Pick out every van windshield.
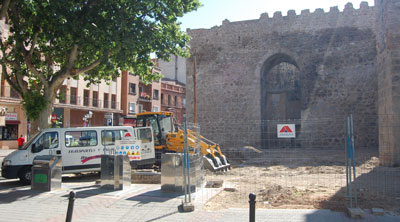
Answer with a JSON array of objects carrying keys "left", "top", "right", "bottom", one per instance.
[{"left": 20, "top": 131, "right": 41, "bottom": 150}]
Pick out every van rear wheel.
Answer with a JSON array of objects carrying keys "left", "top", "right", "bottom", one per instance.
[{"left": 18, "top": 166, "right": 32, "bottom": 185}]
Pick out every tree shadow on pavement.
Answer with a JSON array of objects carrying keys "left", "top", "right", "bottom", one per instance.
[
  {"left": 61, "top": 184, "right": 117, "bottom": 199},
  {"left": 0, "top": 188, "right": 42, "bottom": 203},
  {"left": 0, "top": 179, "right": 25, "bottom": 191}
]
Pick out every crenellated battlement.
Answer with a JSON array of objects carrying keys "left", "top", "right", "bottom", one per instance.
[
  {"left": 188, "top": 1, "right": 376, "bottom": 39},
  {"left": 258, "top": 2, "right": 374, "bottom": 21},
  {"left": 198, "top": 2, "right": 375, "bottom": 31}
]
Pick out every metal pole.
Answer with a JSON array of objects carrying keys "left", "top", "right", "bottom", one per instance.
[
  {"left": 346, "top": 116, "right": 353, "bottom": 208},
  {"left": 350, "top": 114, "right": 358, "bottom": 207},
  {"left": 193, "top": 53, "right": 197, "bottom": 124},
  {"left": 186, "top": 125, "right": 192, "bottom": 202},
  {"left": 345, "top": 118, "right": 349, "bottom": 196},
  {"left": 249, "top": 193, "right": 256, "bottom": 222},
  {"left": 183, "top": 118, "right": 188, "bottom": 203},
  {"left": 65, "top": 191, "right": 76, "bottom": 222}
]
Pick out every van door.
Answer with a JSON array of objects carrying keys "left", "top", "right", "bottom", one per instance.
[
  {"left": 135, "top": 127, "right": 155, "bottom": 161},
  {"left": 31, "top": 131, "right": 60, "bottom": 156},
  {"left": 63, "top": 130, "right": 99, "bottom": 173}
]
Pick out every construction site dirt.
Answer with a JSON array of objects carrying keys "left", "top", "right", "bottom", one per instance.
[{"left": 202, "top": 148, "right": 400, "bottom": 215}]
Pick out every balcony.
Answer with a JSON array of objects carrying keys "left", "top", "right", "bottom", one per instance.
[
  {"left": 138, "top": 92, "right": 152, "bottom": 103},
  {"left": 0, "top": 85, "right": 21, "bottom": 100},
  {"left": 56, "top": 95, "right": 120, "bottom": 110}
]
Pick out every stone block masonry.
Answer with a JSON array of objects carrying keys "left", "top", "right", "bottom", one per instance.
[{"left": 186, "top": 1, "right": 400, "bottom": 166}]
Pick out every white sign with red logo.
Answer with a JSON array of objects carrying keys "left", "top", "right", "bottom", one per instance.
[
  {"left": 123, "top": 132, "right": 134, "bottom": 140},
  {"left": 277, "top": 124, "right": 296, "bottom": 138},
  {"left": 5, "top": 113, "right": 17, "bottom": 120}
]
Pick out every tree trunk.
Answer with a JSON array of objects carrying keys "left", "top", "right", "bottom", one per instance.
[
  {"left": 38, "top": 98, "right": 54, "bottom": 130},
  {"left": 38, "top": 89, "right": 54, "bottom": 130}
]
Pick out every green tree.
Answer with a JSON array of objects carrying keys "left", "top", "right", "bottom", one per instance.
[{"left": 0, "top": 0, "right": 200, "bottom": 131}]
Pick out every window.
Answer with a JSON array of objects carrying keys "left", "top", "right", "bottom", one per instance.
[
  {"left": 70, "top": 87, "right": 77, "bottom": 105},
  {"left": 161, "top": 93, "right": 164, "bottom": 105},
  {"left": 153, "top": 106, "right": 159, "bottom": 112},
  {"left": 136, "top": 127, "right": 152, "bottom": 143},
  {"left": 34, "top": 132, "right": 59, "bottom": 150},
  {"left": 153, "top": 89, "right": 159, "bottom": 100},
  {"left": 168, "top": 95, "right": 171, "bottom": 106},
  {"left": 58, "top": 86, "right": 67, "bottom": 104},
  {"left": 84, "top": 90, "right": 90, "bottom": 106},
  {"left": 111, "top": 94, "right": 116, "bottom": 109},
  {"left": 101, "top": 129, "right": 128, "bottom": 145},
  {"left": 136, "top": 115, "right": 160, "bottom": 145},
  {"left": 104, "top": 93, "right": 109, "bottom": 108},
  {"left": 174, "top": 96, "right": 177, "bottom": 107},
  {"left": 138, "top": 104, "right": 143, "bottom": 113},
  {"left": 129, "top": 83, "right": 136, "bottom": 94},
  {"left": 66, "top": 131, "right": 97, "bottom": 147},
  {"left": 10, "top": 87, "right": 19, "bottom": 98},
  {"left": 92, "top": 91, "right": 98, "bottom": 107},
  {"left": 129, "top": 102, "right": 136, "bottom": 114},
  {"left": 0, "top": 125, "right": 18, "bottom": 140},
  {"left": 139, "top": 86, "right": 143, "bottom": 95}
]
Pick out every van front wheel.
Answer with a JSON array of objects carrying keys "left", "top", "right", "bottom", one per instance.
[{"left": 18, "top": 166, "right": 32, "bottom": 185}]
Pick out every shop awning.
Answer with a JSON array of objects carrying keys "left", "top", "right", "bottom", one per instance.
[{"left": 6, "top": 120, "right": 20, "bottom": 125}]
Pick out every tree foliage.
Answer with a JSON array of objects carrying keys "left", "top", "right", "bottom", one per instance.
[{"left": 0, "top": 0, "right": 200, "bottom": 128}]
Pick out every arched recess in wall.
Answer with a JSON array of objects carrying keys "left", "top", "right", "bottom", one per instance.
[{"left": 260, "top": 53, "right": 301, "bottom": 148}]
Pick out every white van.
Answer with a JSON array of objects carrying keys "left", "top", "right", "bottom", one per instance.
[{"left": 1, "top": 126, "right": 155, "bottom": 184}]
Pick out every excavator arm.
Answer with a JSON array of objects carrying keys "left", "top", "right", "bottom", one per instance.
[{"left": 166, "top": 129, "right": 230, "bottom": 171}]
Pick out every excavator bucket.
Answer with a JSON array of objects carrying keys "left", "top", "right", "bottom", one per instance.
[
  {"left": 203, "top": 154, "right": 230, "bottom": 171},
  {"left": 202, "top": 145, "right": 231, "bottom": 172},
  {"left": 185, "top": 130, "right": 230, "bottom": 171}
]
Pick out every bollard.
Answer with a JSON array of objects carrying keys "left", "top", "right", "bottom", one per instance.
[
  {"left": 66, "top": 191, "right": 76, "bottom": 222},
  {"left": 249, "top": 193, "right": 256, "bottom": 222}
]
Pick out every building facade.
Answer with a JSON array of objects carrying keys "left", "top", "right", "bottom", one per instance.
[
  {"left": 158, "top": 55, "right": 187, "bottom": 84},
  {"left": 53, "top": 76, "right": 122, "bottom": 128},
  {"left": 160, "top": 80, "right": 185, "bottom": 124},
  {"left": 120, "top": 69, "right": 162, "bottom": 125}
]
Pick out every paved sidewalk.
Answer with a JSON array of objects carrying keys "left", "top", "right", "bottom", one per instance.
[{"left": 0, "top": 178, "right": 399, "bottom": 222}]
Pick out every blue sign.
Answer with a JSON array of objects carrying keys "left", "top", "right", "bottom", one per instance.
[{"left": 136, "top": 146, "right": 139, "bottom": 150}]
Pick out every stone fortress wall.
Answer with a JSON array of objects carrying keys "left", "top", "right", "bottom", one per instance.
[{"left": 185, "top": 1, "right": 400, "bottom": 166}]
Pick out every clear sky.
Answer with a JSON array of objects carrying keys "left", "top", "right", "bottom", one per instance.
[{"left": 178, "top": 0, "right": 375, "bottom": 31}]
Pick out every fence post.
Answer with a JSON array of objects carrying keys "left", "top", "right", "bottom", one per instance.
[
  {"left": 249, "top": 193, "right": 256, "bottom": 222},
  {"left": 66, "top": 191, "right": 76, "bottom": 222}
]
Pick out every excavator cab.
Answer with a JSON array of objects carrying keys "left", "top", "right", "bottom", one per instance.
[
  {"left": 129, "top": 112, "right": 230, "bottom": 171},
  {"left": 134, "top": 112, "right": 174, "bottom": 146}
]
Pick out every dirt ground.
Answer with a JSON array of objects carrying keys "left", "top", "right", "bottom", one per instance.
[{"left": 202, "top": 148, "right": 400, "bottom": 214}]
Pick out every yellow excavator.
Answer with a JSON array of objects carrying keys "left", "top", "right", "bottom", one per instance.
[{"left": 126, "top": 111, "right": 230, "bottom": 171}]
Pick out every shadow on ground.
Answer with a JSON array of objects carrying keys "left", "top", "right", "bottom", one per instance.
[
  {"left": 318, "top": 166, "right": 400, "bottom": 214},
  {"left": 0, "top": 188, "right": 42, "bottom": 203},
  {"left": 126, "top": 189, "right": 182, "bottom": 204}
]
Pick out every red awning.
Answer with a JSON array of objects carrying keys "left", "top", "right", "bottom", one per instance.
[{"left": 6, "top": 120, "right": 20, "bottom": 125}]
